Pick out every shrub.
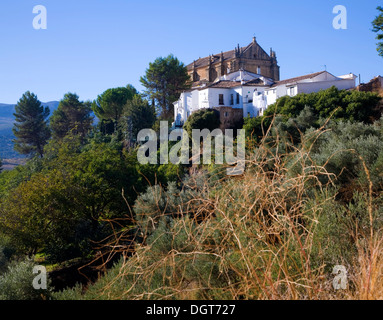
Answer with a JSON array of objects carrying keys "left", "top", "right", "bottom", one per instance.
[
  {"left": 184, "top": 109, "right": 220, "bottom": 137},
  {"left": 0, "top": 258, "right": 52, "bottom": 300}
]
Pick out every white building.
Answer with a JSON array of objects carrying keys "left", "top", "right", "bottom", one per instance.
[
  {"left": 260, "top": 71, "right": 357, "bottom": 115},
  {"left": 173, "top": 70, "right": 357, "bottom": 128}
]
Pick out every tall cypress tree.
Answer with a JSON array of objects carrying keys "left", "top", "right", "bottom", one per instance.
[{"left": 13, "top": 91, "right": 51, "bottom": 158}]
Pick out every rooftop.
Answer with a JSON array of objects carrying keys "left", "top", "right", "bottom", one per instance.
[{"left": 270, "top": 71, "right": 327, "bottom": 87}]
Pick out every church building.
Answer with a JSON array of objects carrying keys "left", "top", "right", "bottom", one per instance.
[
  {"left": 187, "top": 37, "right": 280, "bottom": 87},
  {"left": 173, "top": 38, "right": 357, "bottom": 129}
]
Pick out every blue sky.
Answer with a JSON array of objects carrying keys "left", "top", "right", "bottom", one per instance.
[{"left": 0, "top": 0, "right": 382, "bottom": 104}]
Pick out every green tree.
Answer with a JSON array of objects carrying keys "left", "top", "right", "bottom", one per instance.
[
  {"left": 12, "top": 91, "right": 50, "bottom": 158},
  {"left": 120, "top": 95, "right": 156, "bottom": 143},
  {"left": 92, "top": 85, "right": 137, "bottom": 132},
  {"left": 184, "top": 108, "right": 220, "bottom": 137},
  {"left": 50, "top": 93, "right": 94, "bottom": 140},
  {"left": 372, "top": 6, "right": 383, "bottom": 57},
  {"left": 0, "top": 142, "right": 138, "bottom": 261},
  {"left": 140, "top": 55, "right": 191, "bottom": 120},
  {"left": 247, "top": 87, "right": 381, "bottom": 139}
]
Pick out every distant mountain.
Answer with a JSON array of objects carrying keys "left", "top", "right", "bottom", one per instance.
[{"left": 0, "top": 101, "right": 59, "bottom": 160}]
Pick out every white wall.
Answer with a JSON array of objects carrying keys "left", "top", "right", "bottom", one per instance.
[
  {"left": 173, "top": 71, "right": 357, "bottom": 126},
  {"left": 263, "top": 77, "right": 356, "bottom": 110},
  {"left": 297, "top": 79, "right": 356, "bottom": 94}
]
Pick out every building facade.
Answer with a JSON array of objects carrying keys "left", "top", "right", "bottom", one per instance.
[
  {"left": 187, "top": 37, "right": 280, "bottom": 86},
  {"left": 173, "top": 38, "right": 357, "bottom": 129}
]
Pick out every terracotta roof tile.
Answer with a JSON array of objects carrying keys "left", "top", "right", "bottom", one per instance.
[
  {"left": 205, "top": 81, "right": 241, "bottom": 89},
  {"left": 186, "top": 45, "right": 249, "bottom": 71}
]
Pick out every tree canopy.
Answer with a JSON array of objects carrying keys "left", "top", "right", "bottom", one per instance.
[
  {"left": 120, "top": 94, "right": 156, "bottom": 143},
  {"left": 140, "top": 55, "right": 191, "bottom": 120},
  {"left": 12, "top": 91, "right": 50, "bottom": 158},
  {"left": 50, "top": 93, "right": 94, "bottom": 140},
  {"left": 184, "top": 108, "right": 220, "bottom": 137},
  {"left": 243, "top": 87, "right": 382, "bottom": 142},
  {"left": 372, "top": 6, "right": 383, "bottom": 57},
  {"left": 92, "top": 85, "right": 138, "bottom": 131}
]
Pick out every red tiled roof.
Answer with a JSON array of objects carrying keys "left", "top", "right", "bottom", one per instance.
[
  {"left": 197, "top": 78, "right": 267, "bottom": 90},
  {"left": 205, "top": 81, "right": 241, "bottom": 89},
  {"left": 186, "top": 43, "right": 253, "bottom": 71}
]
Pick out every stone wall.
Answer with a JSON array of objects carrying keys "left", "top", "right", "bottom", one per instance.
[
  {"left": 213, "top": 107, "right": 244, "bottom": 131},
  {"left": 357, "top": 76, "right": 383, "bottom": 96}
]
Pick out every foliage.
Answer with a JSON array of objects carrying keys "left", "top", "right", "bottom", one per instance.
[
  {"left": 140, "top": 55, "right": 191, "bottom": 120},
  {"left": 92, "top": 85, "right": 137, "bottom": 131},
  {"left": 52, "top": 117, "right": 383, "bottom": 301},
  {"left": 267, "top": 87, "right": 380, "bottom": 122},
  {"left": 4, "top": 81, "right": 383, "bottom": 300},
  {"left": 184, "top": 108, "right": 220, "bottom": 137},
  {"left": 306, "top": 119, "right": 383, "bottom": 200},
  {"left": 0, "top": 141, "right": 132, "bottom": 261},
  {"left": 243, "top": 87, "right": 381, "bottom": 143},
  {"left": 0, "top": 258, "right": 52, "bottom": 300},
  {"left": 50, "top": 93, "right": 94, "bottom": 140},
  {"left": 0, "top": 134, "right": 187, "bottom": 263},
  {"left": 0, "top": 234, "right": 16, "bottom": 274},
  {"left": 120, "top": 94, "right": 156, "bottom": 143},
  {"left": 12, "top": 91, "right": 51, "bottom": 158},
  {"left": 372, "top": 6, "right": 383, "bottom": 57}
]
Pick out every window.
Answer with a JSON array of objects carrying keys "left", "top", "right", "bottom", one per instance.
[
  {"left": 224, "top": 112, "right": 229, "bottom": 117},
  {"left": 230, "top": 94, "right": 234, "bottom": 105},
  {"left": 257, "top": 66, "right": 261, "bottom": 74},
  {"left": 236, "top": 93, "right": 240, "bottom": 104},
  {"left": 219, "top": 94, "right": 224, "bottom": 105}
]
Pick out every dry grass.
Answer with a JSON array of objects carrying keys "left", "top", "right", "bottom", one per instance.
[{"left": 74, "top": 124, "right": 382, "bottom": 301}]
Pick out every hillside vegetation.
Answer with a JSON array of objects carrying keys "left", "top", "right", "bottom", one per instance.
[{"left": 0, "top": 83, "right": 382, "bottom": 300}]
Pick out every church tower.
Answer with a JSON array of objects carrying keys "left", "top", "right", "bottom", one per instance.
[{"left": 187, "top": 37, "right": 280, "bottom": 84}]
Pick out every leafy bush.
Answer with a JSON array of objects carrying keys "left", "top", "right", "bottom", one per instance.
[
  {"left": 184, "top": 109, "right": 220, "bottom": 137},
  {"left": 0, "top": 258, "right": 52, "bottom": 300},
  {"left": 244, "top": 87, "right": 382, "bottom": 141}
]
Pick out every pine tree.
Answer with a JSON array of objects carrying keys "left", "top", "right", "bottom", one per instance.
[
  {"left": 120, "top": 95, "right": 156, "bottom": 143},
  {"left": 50, "top": 93, "right": 94, "bottom": 140},
  {"left": 92, "top": 85, "right": 137, "bottom": 133},
  {"left": 12, "top": 91, "right": 51, "bottom": 158},
  {"left": 140, "top": 55, "right": 191, "bottom": 120},
  {"left": 372, "top": 6, "right": 383, "bottom": 57}
]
